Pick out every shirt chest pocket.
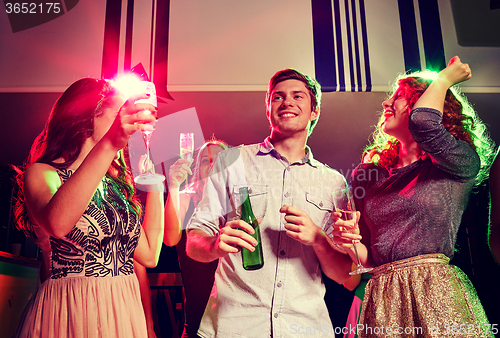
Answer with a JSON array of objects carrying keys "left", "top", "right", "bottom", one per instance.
[
  {"left": 232, "top": 184, "right": 268, "bottom": 219},
  {"left": 304, "top": 192, "right": 334, "bottom": 229}
]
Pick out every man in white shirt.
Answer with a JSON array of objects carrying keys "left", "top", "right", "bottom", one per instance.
[{"left": 187, "top": 69, "right": 352, "bottom": 338}]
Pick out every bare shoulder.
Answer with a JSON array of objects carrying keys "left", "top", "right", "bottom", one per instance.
[
  {"left": 23, "top": 163, "right": 63, "bottom": 227},
  {"left": 24, "top": 163, "right": 62, "bottom": 195}
]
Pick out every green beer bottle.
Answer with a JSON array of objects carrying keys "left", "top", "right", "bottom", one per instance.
[{"left": 239, "top": 187, "right": 264, "bottom": 270}]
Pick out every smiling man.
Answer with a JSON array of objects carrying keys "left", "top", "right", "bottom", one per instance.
[{"left": 186, "top": 69, "right": 352, "bottom": 338}]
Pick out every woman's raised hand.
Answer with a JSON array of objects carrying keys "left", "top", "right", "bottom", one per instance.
[
  {"left": 438, "top": 55, "right": 471, "bottom": 88},
  {"left": 168, "top": 158, "right": 193, "bottom": 189},
  {"left": 105, "top": 93, "right": 157, "bottom": 151}
]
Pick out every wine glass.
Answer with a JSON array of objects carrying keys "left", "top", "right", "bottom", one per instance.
[
  {"left": 133, "top": 81, "right": 165, "bottom": 185},
  {"left": 180, "top": 133, "right": 194, "bottom": 161},
  {"left": 134, "top": 115, "right": 166, "bottom": 185},
  {"left": 333, "top": 186, "right": 373, "bottom": 275}
]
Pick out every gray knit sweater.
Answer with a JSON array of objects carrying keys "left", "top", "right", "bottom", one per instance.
[{"left": 352, "top": 107, "right": 480, "bottom": 266}]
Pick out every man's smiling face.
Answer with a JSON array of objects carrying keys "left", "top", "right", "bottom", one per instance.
[{"left": 267, "top": 79, "right": 319, "bottom": 137}]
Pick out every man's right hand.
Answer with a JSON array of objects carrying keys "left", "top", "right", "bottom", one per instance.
[
  {"left": 186, "top": 220, "right": 260, "bottom": 263},
  {"left": 214, "top": 219, "right": 259, "bottom": 257}
]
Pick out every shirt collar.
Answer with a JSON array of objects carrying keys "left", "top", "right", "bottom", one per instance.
[{"left": 258, "top": 137, "right": 319, "bottom": 168}]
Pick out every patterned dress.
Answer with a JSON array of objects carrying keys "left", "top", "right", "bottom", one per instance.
[{"left": 14, "top": 169, "right": 148, "bottom": 338}]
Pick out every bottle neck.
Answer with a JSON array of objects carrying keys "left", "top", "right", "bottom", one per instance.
[{"left": 239, "top": 188, "right": 254, "bottom": 219}]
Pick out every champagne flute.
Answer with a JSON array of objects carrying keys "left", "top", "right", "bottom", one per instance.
[
  {"left": 333, "top": 187, "right": 373, "bottom": 275},
  {"left": 134, "top": 116, "right": 165, "bottom": 185},
  {"left": 133, "top": 81, "right": 165, "bottom": 185},
  {"left": 180, "top": 133, "right": 194, "bottom": 161}
]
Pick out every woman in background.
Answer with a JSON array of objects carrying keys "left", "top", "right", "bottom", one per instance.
[
  {"left": 13, "top": 78, "right": 164, "bottom": 337},
  {"left": 165, "top": 138, "right": 228, "bottom": 337},
  {"left": 333, "top": 57, "right": 495, "bottom": 337}
]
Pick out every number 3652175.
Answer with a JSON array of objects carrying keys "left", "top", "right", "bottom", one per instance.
[{"left": 5, "top": 3, "right": 61, "bottom": 14}]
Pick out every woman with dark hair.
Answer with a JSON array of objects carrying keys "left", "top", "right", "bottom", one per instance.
[
  {"left": 333, "top": 57, "right": 495, "bottom": 337},
  {"left": 13, "top": 78, "right": 164, "bottom": 337},
  {"left": 164, "top": 138, "right": 228, "bottom": 337}
]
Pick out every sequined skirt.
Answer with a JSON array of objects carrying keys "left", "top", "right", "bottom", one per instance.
[{"left": 358, "top": 254, "right": 493, "bottom": 337}]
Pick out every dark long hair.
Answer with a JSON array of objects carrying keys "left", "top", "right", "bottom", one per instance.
[
  {"left": 13, "top": 78, "right": 142, "bottom": 236},
  {"left": 364, "top": 71, "right": 496, "bottom": 185}
]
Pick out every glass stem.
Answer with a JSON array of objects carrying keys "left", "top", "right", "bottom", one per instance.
[
  {"left": 143, "top": 132, "right": 152, "bottom": 174},
  {"left": 352, "top": 241, "right": 362, "bottom": 266},
  {"left": 146, "top": 147, "right": 151, "bottom": 173}
]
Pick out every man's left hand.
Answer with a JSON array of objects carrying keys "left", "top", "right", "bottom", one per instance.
[{"left": 280, "top": 205, "right": 322, "bottom": 246}]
